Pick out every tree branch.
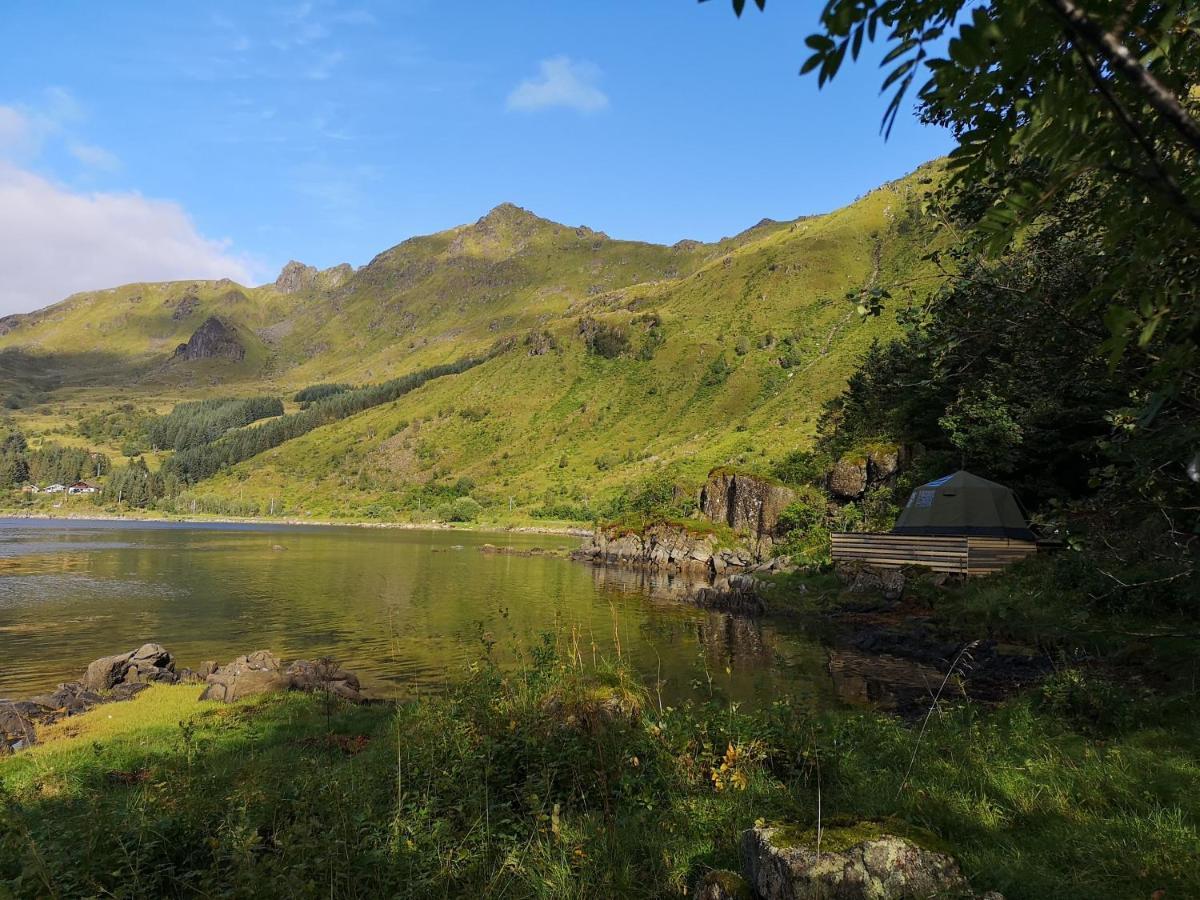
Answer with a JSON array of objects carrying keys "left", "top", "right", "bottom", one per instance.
[{"left": 1044, "top": 0, "right": 1200, "bottom": 157}]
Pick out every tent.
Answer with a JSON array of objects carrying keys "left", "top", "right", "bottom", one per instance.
[{"left": 892, "top": 471, "right": 1035, "bottom": 542}]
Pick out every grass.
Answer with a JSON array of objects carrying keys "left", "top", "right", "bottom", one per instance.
[{"left": 2, "top": 620, "right": 1197, "bottom": 899}]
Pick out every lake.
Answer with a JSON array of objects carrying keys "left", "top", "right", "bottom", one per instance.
[{"left": 0, "top": 518, "right": 846, "bottom": 708}]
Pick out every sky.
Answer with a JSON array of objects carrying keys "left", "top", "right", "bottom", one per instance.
[{"left": 0, "top": 1, "right": 954, "bottom": 315}]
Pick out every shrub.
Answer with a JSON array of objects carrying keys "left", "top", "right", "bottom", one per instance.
[
  {"left": 438, "top": 496, "right": 482, "bottom": 522},
  {"left": 579, "top": 317, "right": 631, "bottom": 359},
  {"left": 771, "top": 449, "right": 829, "bottom": 486}
]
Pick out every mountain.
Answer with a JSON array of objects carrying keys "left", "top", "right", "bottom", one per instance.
[{"left": 0, "top": 163, "right": 940, "bottom": 519}]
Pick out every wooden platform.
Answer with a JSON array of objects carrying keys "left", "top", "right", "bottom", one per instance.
[{"left": 831, "top": 533, "right": 1037, "bottom": 576}]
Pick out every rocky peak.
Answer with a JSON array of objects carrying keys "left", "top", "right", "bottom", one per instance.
[
  {"left": 274, "top": 260, "right": 355, "bottom": 294},
  {"left": 172, "top": 316, "right": 245, "bottom": 362},
  {"left": 275, "top": 260, "right": 319, "bottom": 294}
]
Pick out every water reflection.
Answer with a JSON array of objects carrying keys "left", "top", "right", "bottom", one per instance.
[{"left": 0, "top": 519, "right": 837, "bottom": 711}]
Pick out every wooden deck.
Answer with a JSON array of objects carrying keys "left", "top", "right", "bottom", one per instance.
[{"left": 831, "top": 533, "right": 1037, "bottom": 576}]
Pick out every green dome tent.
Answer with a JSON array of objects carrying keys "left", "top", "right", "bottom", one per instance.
[{"left": 892, "top": 471, "right": 1035, "bottom": 542}]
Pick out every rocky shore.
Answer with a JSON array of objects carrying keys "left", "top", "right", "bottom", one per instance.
[{"left": 0, "top": 643, "right": 366, "bottom": 755}]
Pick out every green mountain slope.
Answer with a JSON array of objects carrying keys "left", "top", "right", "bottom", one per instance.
[{"left": 0, "top": 164, "right": 939, "bottom": 520}]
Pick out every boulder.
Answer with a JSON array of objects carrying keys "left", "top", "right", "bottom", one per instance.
[
  {"left": 201, "top": 667, "right": 289, "bottom": 703},
  {"left": 867, "top": 446, "right": 901, "bottom": 483},
  {"left": 700, "top": 471, "right": 796, "bottom": 545},
  {"left": 828, "top": 457, "right": 869, "bottom": 500},
  {"left": 200, "top": 651, "right": 367, "bottom": 704},
  {"left": 200, "top": 650, "right": 287, "bottom": 702},
  {"left": 694, "top": 869, "right": 753, "bottom": 900},
  {"left": 82, "top": 651, "right": 135, "bottom": 691},
  {"left": 742, "top": 823, "right": 973, "bottom": 900},
  {"left": 285, "top": 659, "right": 365, "bottom": 703},
  {"left": 82, "top": 644, "right": 178, "bottom": 691},
  {"left": 836, "top": 561, "right": 906, "bottom": 601}
]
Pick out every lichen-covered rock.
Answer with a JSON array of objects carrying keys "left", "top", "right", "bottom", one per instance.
[
  {"left": 694, "top": 869, "right": 753, "bottom": 900},
  {"left": 201, "top": 650, "right": 287, "bottom": 702},
  {"left": 742, "top": 823, "right": 972, "bottom": 900},
  {"left": 828, "top": 457, "right": 869, "bottom": 500},
  {"left": 867, "top": 446, "right": 901, "bottom": 483},
  {"left": 700, "top": 470, "right": 796, "bottom": 547},
  {"left": 201, "top": 651, "right": 367, "bottom": 704},
  {"left": 836, "top": 561, "right": 906, "bottom": 601}
]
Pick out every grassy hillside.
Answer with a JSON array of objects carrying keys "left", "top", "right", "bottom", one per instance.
[{"left": 0, "top": 164, "right": 939, "bottom": 521}]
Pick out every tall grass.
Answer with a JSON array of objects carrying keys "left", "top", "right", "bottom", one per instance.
[{"left": 1, "top": 634, "right": 1197, "bottom": 898}]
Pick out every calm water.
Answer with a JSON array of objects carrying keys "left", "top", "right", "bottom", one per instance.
[{"left": 0, "top": 519, "right": 845, "bottom": 708}]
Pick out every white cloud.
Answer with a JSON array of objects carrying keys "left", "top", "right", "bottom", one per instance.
[
  {"left": 69, "top": 142, "right": 121, "bottom": 172},
  {"left": 506, "top": 56, "right": 609, "bottom": 114},
  {"left": 0, "top": 92, "right": 116, "bottom": 166},
  {"left": 0, "top": 106, "right": 34, "bottom": 155},
  {"left": 0, "top": 162, "right": 255, "bottom": 315}
]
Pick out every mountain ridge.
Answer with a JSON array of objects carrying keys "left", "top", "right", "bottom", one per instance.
[{"left": 0, "top": 161, "right": 942, "bottom": 519}]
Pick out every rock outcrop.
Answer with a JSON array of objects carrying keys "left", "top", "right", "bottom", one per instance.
[
  {"left": 742, "top": 822, "right": 984, "bottom": 900},
  {"left": 700, "top": 470, "right": 796, "bottom": 552},
  {"left": 575, "top": 522, "right": 794, "bottom": 570},
  {"left": 273, "top": 261, "right": 354, "bottom": 294},
  {"left": 827, "top": 446, "right": 903, "bottom": 501},
  {"left": 172, "top": 316, "right": 245, "bottom": 362},
  {"left": 573, "top": 523, "right": 722, "bottom": 573}
]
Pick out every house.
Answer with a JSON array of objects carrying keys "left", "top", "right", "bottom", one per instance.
[
  {"left": 67, "top": 480, "right": 99, "bottom": 495},
  {"left": 831, "top": 471, "right": 1038, "bottom": 577},
  {"left": 43, "top": 483, "right": 65, "bottom": 494}
]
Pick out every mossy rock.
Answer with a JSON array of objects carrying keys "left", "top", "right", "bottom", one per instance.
[
  {"left": 694, "top": 868, "right": 753, "bottom": 900},
  {"left": 764, "top": 816, "right": 955, "bottom": 856}
]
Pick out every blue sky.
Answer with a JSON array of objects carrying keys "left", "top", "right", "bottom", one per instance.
[{"left": 0, "top": 1, "right": 952, "bottom": 313}]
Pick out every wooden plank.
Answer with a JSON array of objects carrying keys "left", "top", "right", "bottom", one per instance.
[{"left": 832, "top": 533, "right": 1034, "bottom": 578}]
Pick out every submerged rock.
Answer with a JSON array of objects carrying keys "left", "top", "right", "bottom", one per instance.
[{"left": 742, "top": 822, "right": 976, "bottom": 900}]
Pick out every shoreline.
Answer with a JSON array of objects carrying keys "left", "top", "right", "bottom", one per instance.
[{"left": 0, "top": 508, "right": 593, "bottom": 538}]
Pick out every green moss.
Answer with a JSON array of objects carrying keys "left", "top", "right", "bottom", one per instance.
[
  {"left": 766, "top": 817, "right": 955, "bottom": 856},
  {"left": 705, "top": 869, "right": 753, "bottom": 899}
]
